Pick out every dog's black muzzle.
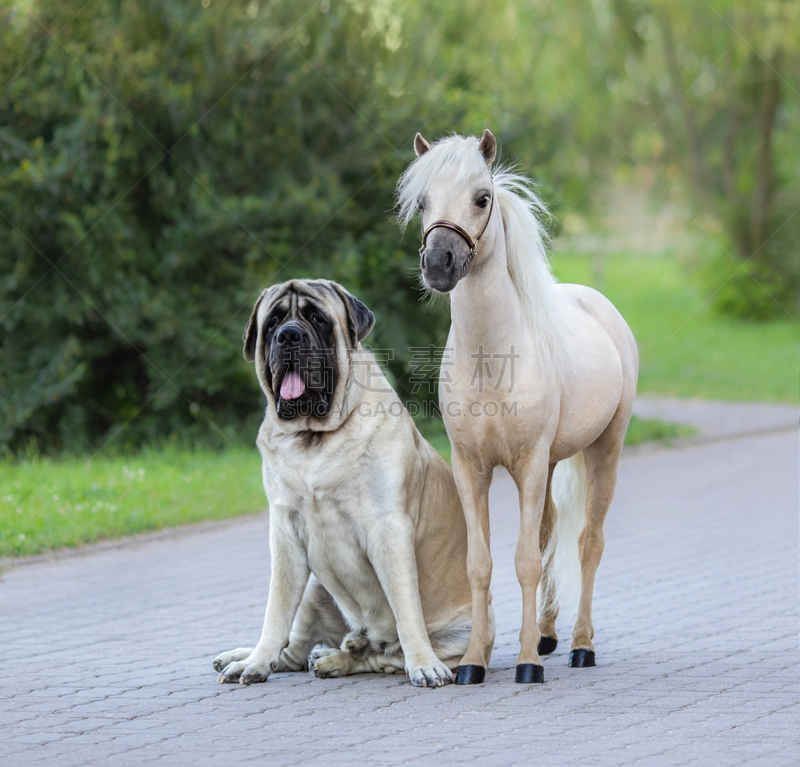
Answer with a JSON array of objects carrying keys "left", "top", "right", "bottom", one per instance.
[{"left": 269, "top": 324, "right": 334, "bottom": 420}]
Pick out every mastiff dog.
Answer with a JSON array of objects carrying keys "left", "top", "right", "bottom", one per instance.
[{"left": 213, "top": 279, "right": 493, "bottom": 687}]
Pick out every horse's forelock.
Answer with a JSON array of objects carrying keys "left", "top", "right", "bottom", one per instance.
[{"left": 396, "top": 135, "right": 488, "bottom": 231}]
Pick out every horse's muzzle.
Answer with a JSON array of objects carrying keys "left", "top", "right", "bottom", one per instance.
[{"left": 420, "top": 229, "right": 471, "bottom": 293}]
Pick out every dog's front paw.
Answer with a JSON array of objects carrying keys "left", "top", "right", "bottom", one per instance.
[
  {"left": 217, "top": 657, "right": 276, "bottom": 685},
  {"left": 212, "top": 647, "right": 253, "bottom": 673},
  {"left": 406, "top": 655, "right": 455, "bottom": 688},
  {"left": 308, "top": 648, "right": 353, "bottom": 679}
]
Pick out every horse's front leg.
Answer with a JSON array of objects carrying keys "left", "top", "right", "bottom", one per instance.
[
  {"left": 451, "top": 449, "right": 495, "bottom": 685},
  {"left": 513, "top": 452, "right": 553, "bottom": 684}
]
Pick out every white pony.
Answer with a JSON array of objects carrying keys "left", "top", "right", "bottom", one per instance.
[{"left": 397, "top": 130, "right": 638, "bottom": 684}]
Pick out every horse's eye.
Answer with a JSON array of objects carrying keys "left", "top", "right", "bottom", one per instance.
[
  {"left": 417, "top": 201, "right": 424, "bottom": 212},
  {"left": 476, "top": 196, "right": 489, "bottom": 209}
]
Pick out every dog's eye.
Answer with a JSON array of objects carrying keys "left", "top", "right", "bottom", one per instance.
[
  {"left": 268, "top": 316, "right": 279, "bottom": 329},
  {"left": 476, "top": 195, "right": 490, "bottom": 209},
  {"left": 311, "top": 314, "right": 322, "bottom": 325}
]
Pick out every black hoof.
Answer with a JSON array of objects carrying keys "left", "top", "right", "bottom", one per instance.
[
  {"left": 515, "top": 664, "right": 544, "bottom": 684},
  {"left": 455, "top": 664, "right": 486, "bottom": 685},
  {"left": 538, "top": 636, "right": 558, "bottom": 655},
  {"left": 568, "top": 649, "right": 596, "bottom": 668}
]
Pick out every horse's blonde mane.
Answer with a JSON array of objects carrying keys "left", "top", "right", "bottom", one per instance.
[
  {"left": 493, "top": 167, "right": 565, "bottom": 359},
  {"left": 397, "top": 135, "right": 565, "bottom": 361}
]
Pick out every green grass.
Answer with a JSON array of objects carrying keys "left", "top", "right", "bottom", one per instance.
[
  {"left": 552, "top": 252, "right": 799, "bottom": 403},
  {"left": 4, "top": 251, "right": 791, "bottom": 559},
  {"left": 2, "top": 413, "right": 689, "bottom": 559},
  {"left": 623, "top": 414, "right": 696, "bottom": 446},
  {"left": 0, "top": 446, "right": 265, "bottom": 559}
]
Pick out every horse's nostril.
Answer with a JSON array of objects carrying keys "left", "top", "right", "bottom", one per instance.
[{"left": 444, "top": 251, "right": 454, "bottom": 270}]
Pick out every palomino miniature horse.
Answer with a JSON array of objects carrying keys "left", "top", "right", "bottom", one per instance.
[{"left": 397, "top": 130, "right": 638, "bottom": 684}]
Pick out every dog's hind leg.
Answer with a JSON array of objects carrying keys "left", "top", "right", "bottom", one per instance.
[
  {"left": 279, "top": 577, "right": 348, "bottom": 671},
  {"left": 309, "top": 646, "right": 406, "bottom": 679},
  {"left": 213, "top": 577, "right": 346, "bottom": 675},
  {"left": 429, "top": 607, "right": 492, "bottom": 671},
  {"left": 309, "top": 617, "right": 484, "bottom": 682}
]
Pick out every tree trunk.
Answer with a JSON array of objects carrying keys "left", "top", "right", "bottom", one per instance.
[
  {"left": 659, "top": 15, "right": 707, "bottom": 195},
  {"left": 722, "top": 111, "right": 739, "bottom": 209},
  {"left": 750, "top": 54, "right": 781, "bottom": 260}
]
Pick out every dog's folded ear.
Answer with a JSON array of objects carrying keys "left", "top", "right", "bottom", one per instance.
[
  {"left": 243, "top": 288, "right": 270, "bottom": 363},
  {"left": 331, "top": 284, "right": 375, "bottom": 347}
]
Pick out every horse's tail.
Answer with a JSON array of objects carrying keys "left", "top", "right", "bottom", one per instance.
[{"left": 539, "top": 452, "right": 586, "bottom": 623}]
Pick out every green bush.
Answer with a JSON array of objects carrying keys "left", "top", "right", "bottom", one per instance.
[
  {"left": 3, "top": 0, "right": 795, "bottom": 456},
  {"left": 703, "top": 201, "right": 800, "bottom": 321},
  {"left": 0, "top": 0, "right": 454, "bottom": 453}
]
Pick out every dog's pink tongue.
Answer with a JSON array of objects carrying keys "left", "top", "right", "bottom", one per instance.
[{"left": 280, "top": 371, "right": 305, "bottom": 400}]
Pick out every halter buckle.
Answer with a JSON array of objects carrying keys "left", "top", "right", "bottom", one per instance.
[{"left": 418, "top": 191, "right": 494, "bottom": 274}]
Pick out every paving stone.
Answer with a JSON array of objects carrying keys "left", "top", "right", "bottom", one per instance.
[{"left": 0, "top": 427, "right": 796, "bottom": 766}]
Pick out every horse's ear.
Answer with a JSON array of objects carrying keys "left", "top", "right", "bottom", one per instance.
[
  {"left": 414, "top": 132, "right": 431, "bottom": 157},
  {"left": 479, "top": 129, "right": 497, "bottom": 166}
]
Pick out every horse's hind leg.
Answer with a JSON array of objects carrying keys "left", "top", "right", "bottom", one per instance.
[
  {"left": 571, "top": 419, "right": 626, "bottom": 667},
  {"left": 537, "top": 467, "right": 559, "bottom": 655}
]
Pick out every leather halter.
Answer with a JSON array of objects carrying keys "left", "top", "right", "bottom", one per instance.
[{"left": 419, "top": 190, "right": 495, "bottom": 279}]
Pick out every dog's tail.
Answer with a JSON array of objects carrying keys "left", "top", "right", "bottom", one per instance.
[{"left": 538, "top": 452, "right": 586, "bottom": 622}]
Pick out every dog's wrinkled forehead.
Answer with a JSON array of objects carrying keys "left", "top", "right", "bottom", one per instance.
[{"left": 260, "top": 282, "right": 341, "bottom": 328}]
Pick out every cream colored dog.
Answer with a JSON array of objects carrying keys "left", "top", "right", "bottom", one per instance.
[{"left": 212, "top": 279, "right": 491, "bottom": 687}]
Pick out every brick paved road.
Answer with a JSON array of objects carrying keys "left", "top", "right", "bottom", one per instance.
[
  {"left": 1, "top": 429, "right": 797, "bottom": 766},
  {"left": 633, "top": 396, "right": 796, "bottom": 443}
]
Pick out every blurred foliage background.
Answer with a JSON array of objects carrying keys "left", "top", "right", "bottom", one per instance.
[{"left": 1, "top": 0, "right": 798, "bottom": 455}]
